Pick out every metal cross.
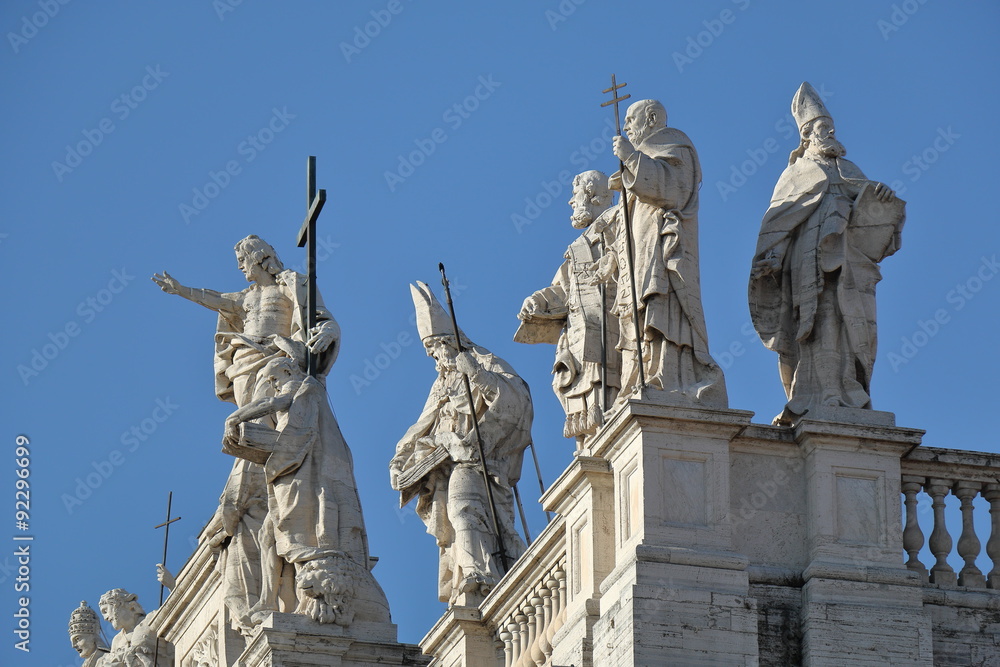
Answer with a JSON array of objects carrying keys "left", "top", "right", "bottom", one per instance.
[
  {"left": 153, "top": 491, "right": 181, "bottom": 606},
  {"left": 600, "top": 74, "right": 646, "bottom": 390},
  {"left": 297, "top": 156, "right": 327, "bottom": 377},
  {"left": 153, "top": 491, "right": 180, "bottom": 667}
]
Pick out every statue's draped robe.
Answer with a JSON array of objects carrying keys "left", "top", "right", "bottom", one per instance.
[
  {"left": 207, "top": 269, "right": 340, "bottom": 632},
  {"left": 106, "top": 619, "right": 172, "bottom": 667},
  {"left": 614, "top": 126, "right": 727, "bottom": 406},
  {"left": 393, "top": 347, "right": 531, "bottom": 602},
  {"left": 749, "top": 155, "right": 903, "bottom": 421},
  {"left": 265, "top": 377, "right": 371, "bottom": 567},
  {"left": 516, "top": 224, "right": 620, "bottom": 439}
]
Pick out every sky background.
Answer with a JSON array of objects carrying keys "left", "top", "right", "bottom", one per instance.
[{"left": 4, "top": 1, "right": 999, "bottom": 664}]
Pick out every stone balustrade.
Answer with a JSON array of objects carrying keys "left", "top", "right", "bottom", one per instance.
[
  {"left": 480, "top": 518, "right": 568, "bottom": 667},
  {"left": 900, "top": 445, "right": 1000, "bottom": 589}
]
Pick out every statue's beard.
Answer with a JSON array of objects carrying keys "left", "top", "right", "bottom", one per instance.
[
  {"left": 571, "top": 210, "right": 592, "bottom": 229},
  {"left": 813, "top": 136, "right": 846, "bottom": 157}
]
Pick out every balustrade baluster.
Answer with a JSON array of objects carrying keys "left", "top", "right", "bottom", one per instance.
[
  {"left": 500, "top": 624, "right": 514, "bottom": 667},
  {"left": 514, "top": 610, "right": 529, "bottom": 667},
  {"left": 901, "top": 476, "right": 928, "bottom": 580},
  {"left": 927, "top": 479, "right": 957, "bottom": 586},
  {"left": 529, "top": 594, "right": 545, "bottom": 666},
  {"left": 539, "top": 584, "right": 553, "bottom": 658},
  {"left": 953, "top": 481, "right": 986, "bottom": 587},
  {"left": 984, "top": 483, "right": 1000, "bottom": 589}
]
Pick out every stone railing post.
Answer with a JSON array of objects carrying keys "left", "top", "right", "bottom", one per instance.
[
  {"left": 953, "top": 480, "right": 986, "bottom": 588},
  {"left": 901, "top": 475, "right": 928, "bottom": 580},
  {"left": 926, "top": 478, "right": 957, "bottom": 586}
]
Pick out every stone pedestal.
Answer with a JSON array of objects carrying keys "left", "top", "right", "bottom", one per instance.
[
  {"left": 420, "top": 606, "right": 500, "bottom": 666},
  {"left": 152, "top": 518, "right": 428, "bottom": 667},
  {"left": 793, "top": 416, "right": 934, "bottom": 666},
  {"left": 588, "top": 396, "right": 761, "bottom": 666},
  {"left": 239, "top": 613, "right": 427, "bottom": 667}
]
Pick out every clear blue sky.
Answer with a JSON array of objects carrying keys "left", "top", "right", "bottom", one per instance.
[{"left": 4, "top": 1, "right": 998, "bottom": 664}]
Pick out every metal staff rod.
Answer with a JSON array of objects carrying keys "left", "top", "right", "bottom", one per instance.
[
  {"left": 438, "top": 263, "right": 511, "bottom": 573},
  {"left": 601, "top": 74, "right": 646, "bottom": 389},
  {"left": 153, "top": 491, "right": 180, "bottom": 667}
]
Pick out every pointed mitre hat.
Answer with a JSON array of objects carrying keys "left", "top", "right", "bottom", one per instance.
[
  {"left": 410, "top": 281, "right": 466, "bottom": 343},
  {"left": 791, "top": 82, "right": 833, "bottom": 130},
  {"left": 69, "top": 600, "right": 100, "bottom": 637}
]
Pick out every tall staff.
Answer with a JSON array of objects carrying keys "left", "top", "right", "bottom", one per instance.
[
  {"left": 438, "top": 263, "right": 511, "bottom": 573},
  {"left": 601, "top": 74, "right": 646, "bottom": 390}
]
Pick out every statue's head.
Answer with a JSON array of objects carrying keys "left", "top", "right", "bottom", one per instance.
[
  {"left": 424, "top": 335, "right": 460, "bottom": 372},
  {"left": 569, "top": 170, "right": 611, "bottom": 229},
  {"left": 800, "top": 117, "right": 846, "bottom": 159},
  {"left": 623, "top": 99, "right": 667, "bottom": 147},
  {"left": 262, "top": 356, "right": 301, "bottom": 392},
  {"left": 68, "top": 601, "right": 106, "bottom": 658},
  {"left": 234, "top": 235, "right": 285, "bottom": 283},
  {"left": 789, "top": 82, "right": 844, "bottom": 163},
  {"left": 98, "top": 589, "right": 145, "bottom": 632}
]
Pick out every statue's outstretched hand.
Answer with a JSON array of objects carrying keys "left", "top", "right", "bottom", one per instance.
[
  {"left": 454, "top": 351, "right": 478, "bottom": 377},
  {"left": 872, "top": 182, "right": 896, "bottom": 202},
  {"left": 151, "top": 271, "right": 182, "bottom": 295}
]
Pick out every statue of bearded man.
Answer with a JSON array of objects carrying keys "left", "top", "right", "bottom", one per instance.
[
  {"left": 516, "top": 170, "right": 620, "bottom": 447},
  {"left": 391, "top": 282, "right": 531, "bottom": 605},
  {"left": 98, "top": 589, "right": 173, "bottom": 667},
  {"left": 750, "top": 82, "right": 905, "bottom": 425}
]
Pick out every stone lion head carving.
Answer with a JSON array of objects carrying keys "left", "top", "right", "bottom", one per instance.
[{"left": 294, "top": 554, "right": 359, "bottom": 626}]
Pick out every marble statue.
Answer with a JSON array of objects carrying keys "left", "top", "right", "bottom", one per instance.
[
  {"left": 224, "top": 356, "right": 391, "bottom": 626},
  {"left": 749, "top": 82, "right": 905, "bottom": 425},
  {"left": 68, "top": 600, "right": 109, "bottom": 667},
  {"left": 152, "top": 235, "right": 389, "bottom": 631},
  {"left": 390, "top": 282, "right": 531, "bottom": 605},
  {"left": 98, "top": 589, "right": 173, "bottom": 667},
  {"left": 516, "top": 170, "right": 620, "bottom": 447},
  {"left": 596, "top": 99, "right": 728, "bottom": 407}
]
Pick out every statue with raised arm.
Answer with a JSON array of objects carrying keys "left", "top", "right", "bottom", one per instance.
[
  {"left": 599, "top": 99, "right": 728, "bottom": 407},
  {"left": 151, "top": 235, "right": 339, "bottom": 634},
  {"left": 749, "top": 82, "right": 905, "bottom": 425},
  {"left": 224, "top": 356, "right": 391, "bottom": 626},
  {"left": 68, "top": 600, "right": 109, "bottom": 667},
  {"left": 391, "top": 282, "right": 530, "bottom": 605},
  {"left": 98, "top": 589, "right": 173, "bottom": 667},
  {"left": 516, "top": 170, "right": 620, "bottom": 447}
]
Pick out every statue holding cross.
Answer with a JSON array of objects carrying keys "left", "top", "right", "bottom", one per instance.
[
  {"left": 151, "top": 158, "right": 390, "bottom": 630},
  {"left": 593, "top": 80, "right": 728, "bottom": 408}
]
